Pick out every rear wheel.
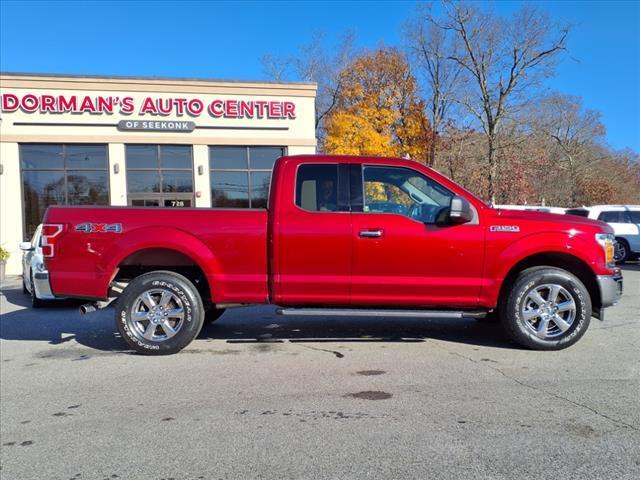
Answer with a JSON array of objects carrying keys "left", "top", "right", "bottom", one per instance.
[
  {"left": 614, "top": 238, "right": 629, "bottom": 264},
  {"left": 500, "top": 267, "right": 591, "bottom": 350},
  {"left": 115, "top": 271, "right": 204, "bottom": 355}
]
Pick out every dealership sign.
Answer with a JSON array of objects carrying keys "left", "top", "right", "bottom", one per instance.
[
  {"left": 0, "top": 93, "right": 297, "bottom": 119},
  {"left": 117, "top": 120, "right": 196, "bottom": 132}
]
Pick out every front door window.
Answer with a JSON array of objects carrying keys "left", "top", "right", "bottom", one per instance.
[{"left": 363, "top": 166, "right": 453, "bottom": 223}]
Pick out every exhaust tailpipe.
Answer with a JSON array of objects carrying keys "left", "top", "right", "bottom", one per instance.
[
  {"left": 79, "top": 299, "right": 114, "bottom": 315},
  {"left": 80, "top": 303, "right": 98, "bottom": 315}
]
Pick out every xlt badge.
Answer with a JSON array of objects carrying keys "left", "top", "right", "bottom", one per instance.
[{"left": 490, "top": 225, "right": 520, "bottom": 232}]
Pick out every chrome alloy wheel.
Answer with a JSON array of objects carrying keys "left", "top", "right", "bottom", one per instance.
[
  {"left": 521, "top": 284, "right": 577, "bottom": 339},
  {"left": 128, "top": 289, "right": 185, "bottom": 342}
]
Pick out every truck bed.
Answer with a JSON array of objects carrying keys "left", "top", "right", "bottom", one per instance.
[{"left": 43, "top": 206, "right": 269, "bottom": 302}]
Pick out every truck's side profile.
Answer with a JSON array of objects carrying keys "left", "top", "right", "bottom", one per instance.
[{"left": 41, "top": 155, "right": 623, "bottom": 354}]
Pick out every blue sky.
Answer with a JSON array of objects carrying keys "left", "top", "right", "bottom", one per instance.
[{"left": 1, "top": 0, "right": 639, "bottom": 151}]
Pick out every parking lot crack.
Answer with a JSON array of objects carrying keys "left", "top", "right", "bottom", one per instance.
[
  {"left": 432, "top": 343, "right": 640, "bottom": 432},
  {"left": 293, "top": 343, "right": 345, "bottom": 358}
]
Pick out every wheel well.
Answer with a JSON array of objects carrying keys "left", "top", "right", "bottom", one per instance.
[
  {"left": 498, "top": 252, "right": 601, "bottom": 311},
  {"left": 114, "top": 248, "right": 211, "bottom": 303}
]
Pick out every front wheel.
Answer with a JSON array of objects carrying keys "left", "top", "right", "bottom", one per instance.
[
  {"left": 115, "top": 271, "right": 204, "bottom": 355},
  {"left": 500, "top": 267, "right": 591, "bottom": 350}
]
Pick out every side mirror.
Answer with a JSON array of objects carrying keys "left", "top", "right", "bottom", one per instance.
[
  {"left": 19, "top": 242, "right": 34, "bottom": 252},
  {"left": 448, "top": 195, "right": 473, "bottom": 224}
]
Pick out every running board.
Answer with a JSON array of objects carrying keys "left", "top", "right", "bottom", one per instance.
[{"left": 276, "top": 308, "right": 487, "bottom": 319}]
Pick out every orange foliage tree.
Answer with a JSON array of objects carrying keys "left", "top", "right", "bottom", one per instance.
[{"left": 323, "top": 48, "right": 432, "bottom": 161}]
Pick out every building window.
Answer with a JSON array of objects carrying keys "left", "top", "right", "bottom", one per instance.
[
  {"left": 126, "top": 145, "right": 194, "bottom": 207},
  {"left": 209, "top": 146, "right": 285, "bottom": 208},
  {"left": 20, "top": 143, "right": 109, "bottom": 239}
]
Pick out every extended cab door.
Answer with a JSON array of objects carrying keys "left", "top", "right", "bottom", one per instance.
[
  {"left": 271, "top": 162, "right": 352, "bottom": 305},
  {"left": 350, "top": 164, "right": 485, "bottom": 308}
]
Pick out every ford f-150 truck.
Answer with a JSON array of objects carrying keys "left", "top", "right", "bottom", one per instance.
[{"left": 40, "top": 155, "right": 623, "bottom": 355}]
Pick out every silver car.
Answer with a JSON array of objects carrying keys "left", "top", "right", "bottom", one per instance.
[{"left": 19, "top": 225, "right": 56, "bottom": 308}]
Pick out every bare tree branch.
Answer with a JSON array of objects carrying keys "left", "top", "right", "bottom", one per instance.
[{"left": 261, "top": 31, "right": 356, "bottom": 145}]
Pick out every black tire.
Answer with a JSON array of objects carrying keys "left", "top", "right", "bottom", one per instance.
[
  {"left": 614, "top": 238, "right": 630, "bottom": 264},
  {"left": 204, "top": 308, "right": 226, "bottom": 325},
  {"left": 115, "top": 270, "right": 204, "bottom": 355},
  {"left": 500, "top": 267, "right": 591, "bottom": 350},
  {"left": 30, "top": 273, "right": 45, "bottom": 308}
]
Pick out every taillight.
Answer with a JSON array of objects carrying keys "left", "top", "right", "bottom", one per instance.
[{"left": 41, "top": 223, "right": 64, "bottom": 257}]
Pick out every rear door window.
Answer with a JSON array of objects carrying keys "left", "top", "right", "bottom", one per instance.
[
  {"left": 598, "top": 211, "right": 626, "bottom": 223},
  {"left": 295, "top": 164, "right": 339, "bottom": 212}
]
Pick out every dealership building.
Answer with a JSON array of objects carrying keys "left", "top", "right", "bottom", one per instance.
[{"left": 0, "top": 73, "right": 317, "bottom": 274}]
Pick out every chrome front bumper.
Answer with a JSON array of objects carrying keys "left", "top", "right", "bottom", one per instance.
[
  {"left": 33, "top": 270, "right": 56, "bottom": 300},
  {"left": 597, "top": 274, "right": 623, "bottom": 309}
]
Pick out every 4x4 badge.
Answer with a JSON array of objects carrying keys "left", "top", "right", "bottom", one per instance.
[
  {"left": 490, "top": 225, "right": 520, "bottom": 232},
  {"left": 75, "top": 223, "right": 122, "bottom": 233}
]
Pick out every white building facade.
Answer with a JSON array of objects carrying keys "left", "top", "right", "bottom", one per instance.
[{"left": 0, "top": 73, "right": 317, "bottom": 274}]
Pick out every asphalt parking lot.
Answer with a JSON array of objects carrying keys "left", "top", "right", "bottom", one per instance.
[{"left": 1, "top": 266, "right": 639, "bottom": 480}]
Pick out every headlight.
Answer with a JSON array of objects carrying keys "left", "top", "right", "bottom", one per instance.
[{"left": 595, "top": 233, "right": 615, "bottom": 268}]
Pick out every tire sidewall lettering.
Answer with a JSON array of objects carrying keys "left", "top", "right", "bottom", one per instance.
[{"left": 119, "top": 309, "right": 160, "bottom": 350}]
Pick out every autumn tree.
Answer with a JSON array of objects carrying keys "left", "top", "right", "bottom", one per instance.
[
  {"left": 426, "top": 1, "right": 570, "bottom": 202},
  {"left": 324, "top": 48, "right": 432, "bottom": 160},
  {"left": 261, "top": 32, "right": 355, "bottom": 143},
  {"left": 575, "top": 148, "right": 640, "bottom": 206}
]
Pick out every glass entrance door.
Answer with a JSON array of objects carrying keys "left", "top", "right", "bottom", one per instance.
[
  {"left": 126, "top": 144, "right": 194, "bottom": 208},
  {"left": 128, "top": 195, "right": 193, "bottom": 208}
]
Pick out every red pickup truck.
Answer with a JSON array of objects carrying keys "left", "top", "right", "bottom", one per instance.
[{"left": 41, "top": 155, "right": 623, "bottom": 354}]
